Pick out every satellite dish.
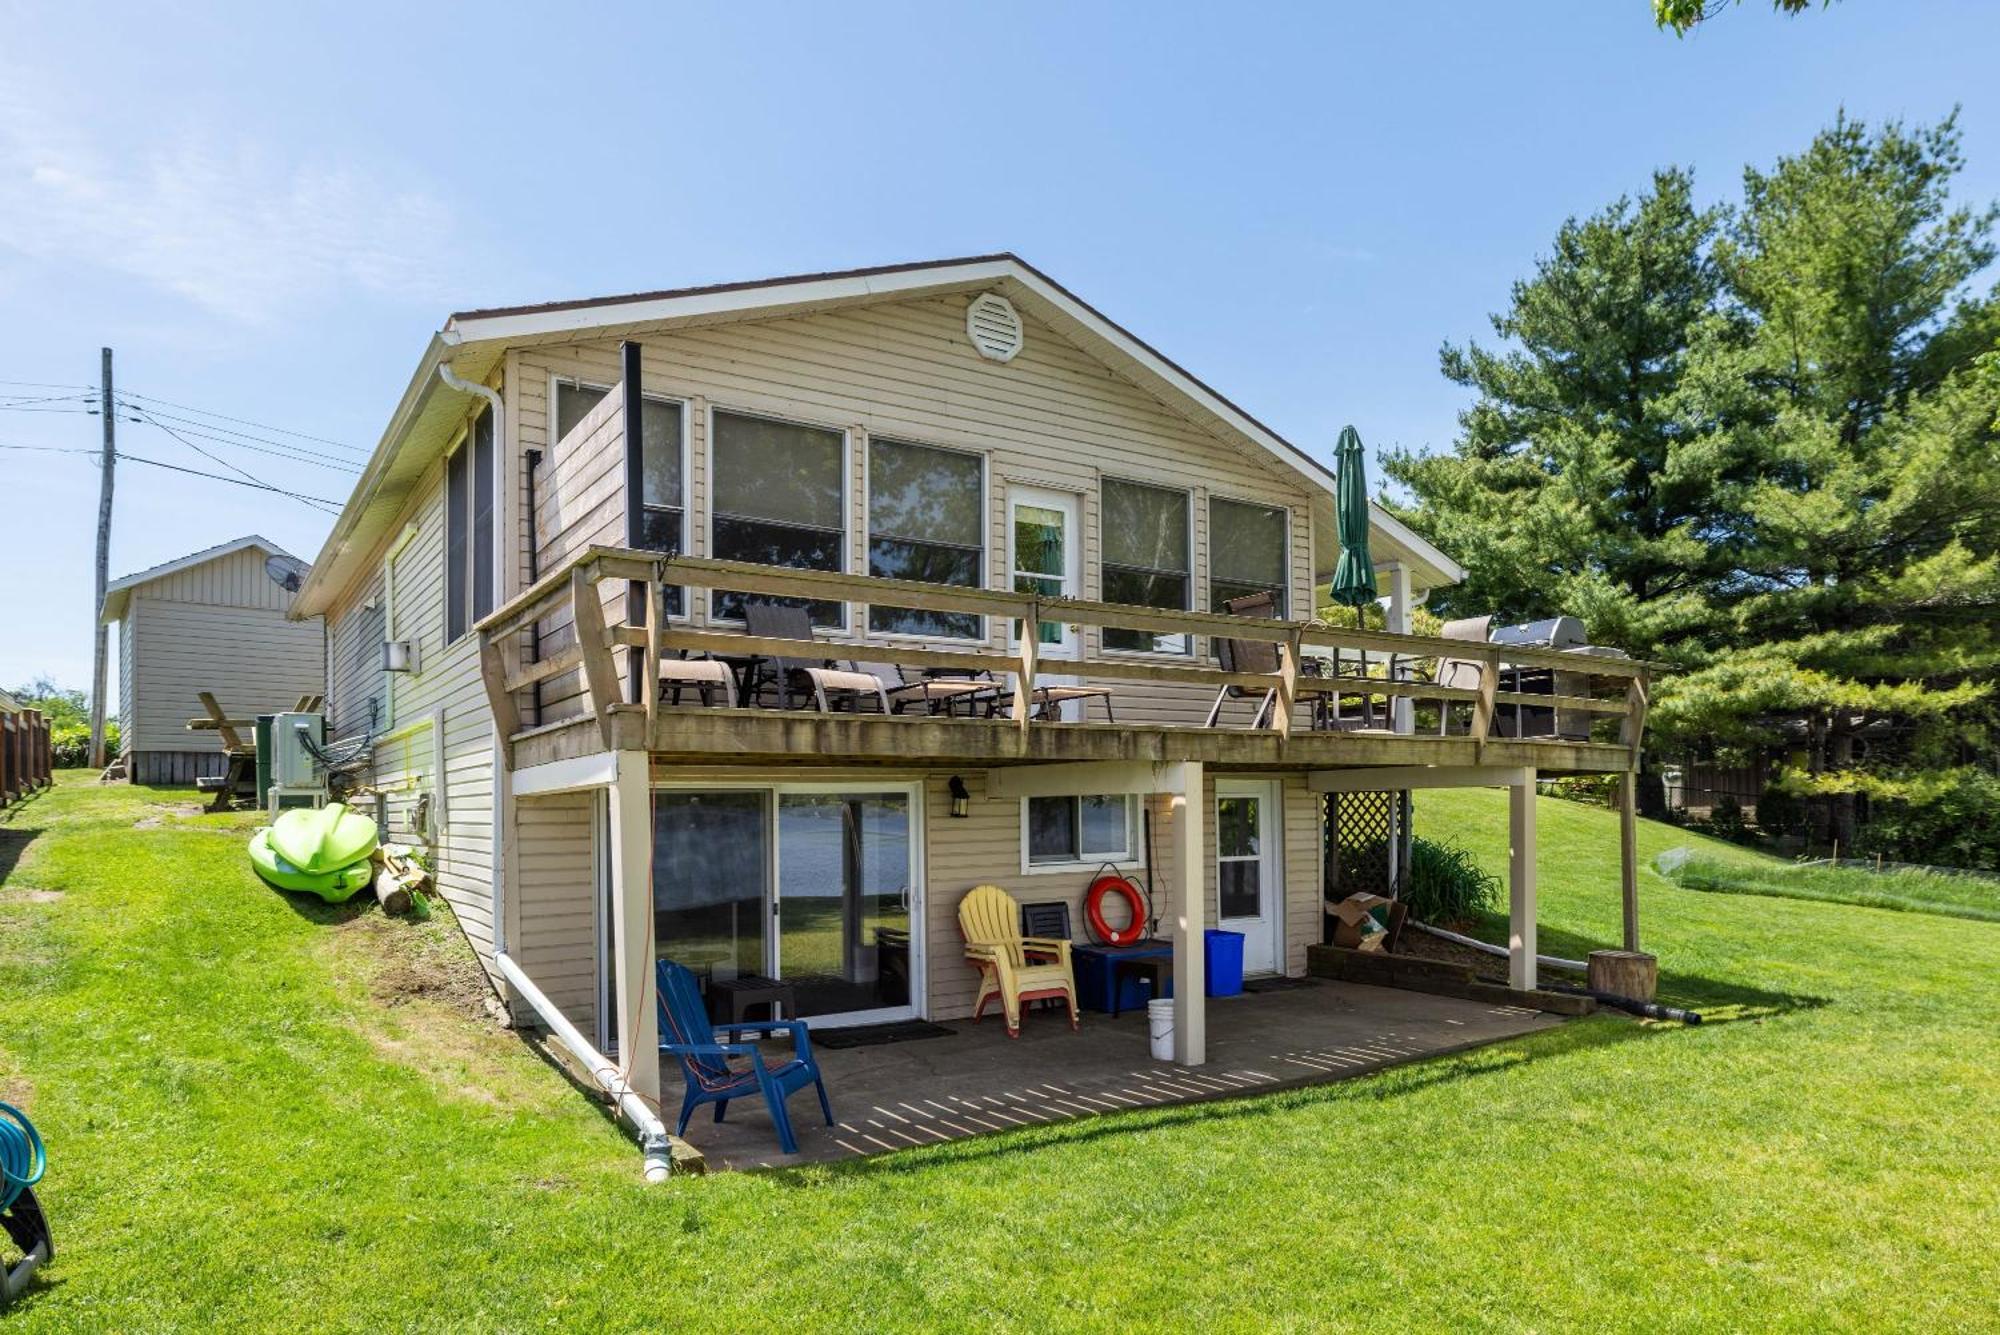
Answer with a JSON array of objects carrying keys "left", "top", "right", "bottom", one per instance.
[{"left": 265, "top": 555, "right": 304, "bottom": 594}]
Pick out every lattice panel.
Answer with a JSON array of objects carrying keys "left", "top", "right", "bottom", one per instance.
[{"left": 1325, "top": 790, "right": 1414, "bottom": 908}]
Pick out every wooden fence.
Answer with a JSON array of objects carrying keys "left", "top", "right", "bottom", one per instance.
[{"left": 0, "top": 705, "right": 53, "bottom": 807}]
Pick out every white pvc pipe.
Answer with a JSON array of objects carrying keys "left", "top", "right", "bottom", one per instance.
[
  {"left": 494, "top": 950, "right": 675, "bottom": 1182},
  {"left": 1408, "top": 918, "right": 1586, "bottom": 974}
]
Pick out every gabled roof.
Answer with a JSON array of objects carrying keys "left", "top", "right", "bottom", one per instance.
[
  {"left": 294, "top": 254, "right": 1463, "bottom": 614},
  {"left": 100, "top": 535, "right": 306, "bottom": 624}
]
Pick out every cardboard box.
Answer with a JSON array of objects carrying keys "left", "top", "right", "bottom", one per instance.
[{"left": 1326, "top": 892, "right": 1392, "bottom": 948}]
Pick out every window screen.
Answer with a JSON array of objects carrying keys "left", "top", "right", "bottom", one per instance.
[
  {"left": 868, "top": 438, "right": 983, "bottom": 638},
  {"left": 1209, "top": 498, "right": 1289, "bottom": 614},
  {"left": 1102, "top": 477, "right": 1190, "bottom": 653},
  {"left": 711, "top": 410, "right": 846, "bottom": 625}
]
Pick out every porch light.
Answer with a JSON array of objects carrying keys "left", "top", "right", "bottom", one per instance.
[{"left": 948, "top": 775, "right": 970, "bottom": 818}]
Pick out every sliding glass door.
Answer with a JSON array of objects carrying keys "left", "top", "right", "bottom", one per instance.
[{"left": 649, "top": 784, "right": 921, "bottom": 1027}]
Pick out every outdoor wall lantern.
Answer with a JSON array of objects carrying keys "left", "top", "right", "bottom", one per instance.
[{"left": 948, "top": 775, "right": 970, "bottom": 818}]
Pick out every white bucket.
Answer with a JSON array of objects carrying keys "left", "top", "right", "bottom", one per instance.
[{"left": 1147, "top": 997, "right": 1175, "bottom": 1062}]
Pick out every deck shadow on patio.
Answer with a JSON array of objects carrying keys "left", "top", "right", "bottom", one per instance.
[{"left": 674, "top": 981, "right": 1588, "bottom": 1172}]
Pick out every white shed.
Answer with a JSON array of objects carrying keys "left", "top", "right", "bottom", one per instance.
[{"left": 100, "top": 535, "right": 327, "bottom": 785}]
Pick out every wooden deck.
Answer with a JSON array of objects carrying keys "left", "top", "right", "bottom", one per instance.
[{"left": 481, "top": 545, "right": 1653, "bottom": 778}]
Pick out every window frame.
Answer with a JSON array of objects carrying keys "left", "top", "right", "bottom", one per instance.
[
  {"left": 861, "top": 433, "right": 990, "bottom": 643},
  {"left": 1098, "top": 473, "right": 1194, "bottom": 658},
  {"left": 1206, "top": 491, "right": 1294, "bottom": 617},
  {"left": 703, "top": 401, "right": 853, "bottom": 628},
  {"left": 1019, "top": 793, "right": 1142, "bottom": 875},
  {"left": 443, "top": 406, "right": 498, "bottom": 646}
]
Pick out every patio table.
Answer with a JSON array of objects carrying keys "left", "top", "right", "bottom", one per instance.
[{"left": 1072, "top": 940, "right": 1174, "bottom": 1016}]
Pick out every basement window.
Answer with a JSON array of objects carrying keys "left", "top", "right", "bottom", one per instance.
[{"left": 1024, "top": 794, "right": 1137, "bottom": 870}]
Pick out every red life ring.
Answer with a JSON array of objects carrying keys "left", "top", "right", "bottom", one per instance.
[{"left": 1086, "top": 875, "right": 1147, "bottom": 946}]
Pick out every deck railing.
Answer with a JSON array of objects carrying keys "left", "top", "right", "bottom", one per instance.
[{"left": 477, "top": 545, "right": 1650, "bottom": 763}]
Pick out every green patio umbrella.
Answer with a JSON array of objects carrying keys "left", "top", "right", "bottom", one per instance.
[{"left": 1327, "top": 425, "right": 1376, "bottom": 626}]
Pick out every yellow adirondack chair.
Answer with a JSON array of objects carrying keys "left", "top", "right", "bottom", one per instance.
[{"left": 958, "top": 884, "right": 1079, "bottom": 1038}]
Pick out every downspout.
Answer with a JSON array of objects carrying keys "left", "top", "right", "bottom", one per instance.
[{"left": 493, "top": 947, "right": 678, "bottom": 1182}]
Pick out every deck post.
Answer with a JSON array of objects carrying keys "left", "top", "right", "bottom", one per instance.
[
  {"left": 608, "top": 750, "right": 660, "bottom": 1103},
  {"left": 1383, "top": 561, "right": 1414, "bottom": 734},
  {"left": 1170, "top": 760, "right": 1206, "bottom": 1065},
  {"left": 1508, "top": 767, "right": 1537, "bottom": 991},
  {"left": 1619, "top": 769, "right": 1640, "bottom": 951}
]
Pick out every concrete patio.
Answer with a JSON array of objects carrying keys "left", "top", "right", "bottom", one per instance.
[{"left": 671, "top": 979, "right": 1563, "bottom": 1170}]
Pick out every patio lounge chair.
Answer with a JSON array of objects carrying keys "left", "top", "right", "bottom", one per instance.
[
  {"left": 1205, "top": 591, "right": 1283, "bottom": 729},
  {"left": 878, "top": 664, "right": 1004, "bottom": 717},
  {"left": 741, "top": 600, "right": 890, "bottom": 713},
  {"left": 655, "top": 960, "right": 834, "bottom": 1155},
  {"left": 958, "top": 884, "right": 1079, "bottom": 1038},
  {"left": 658, "top": 652, "right": 738, "bottom": 708}
]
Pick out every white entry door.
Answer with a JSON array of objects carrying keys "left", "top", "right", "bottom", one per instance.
[{"left": 1216, "top": 779, "right": 1282, "bottom": 975}]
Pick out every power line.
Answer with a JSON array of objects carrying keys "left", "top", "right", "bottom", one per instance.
[
  {"left": 0, "top": 442, "right": 98, "bottom": 454},
  {"left": 121, "top": 403, "right": 363, "bottom": 472},
  {"left": 119, "top": 452, "right": 344, "bottom": 509},
  {"left": 134, "top": 412, "right": 343, "bottom": 514},
  {"left": 117, "top": 388, "right": 370, "bottom": 456},
  {"left": 0, "top": 379, "right": 95, "bottom": 391},
  {"left": 124, "top": 406, "right": 362, "bottom": 475}
]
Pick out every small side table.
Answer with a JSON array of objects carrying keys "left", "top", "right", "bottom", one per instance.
[
  {"left": 1110, "top": 955, "right": 1173, "bottom": 1018},
  {"left": 706, "top": 974, "right": 798, "bottom": 1038}
]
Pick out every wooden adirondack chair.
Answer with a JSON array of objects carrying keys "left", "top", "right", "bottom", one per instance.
[
  {"left": 654, "top": 960, "right": 834, "bottom": 1154},
  {"left": 958, "top": 884, "right": 1079, "bottom": 1038}
]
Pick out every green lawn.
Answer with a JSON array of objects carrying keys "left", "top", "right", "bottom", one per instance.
[
  {"left": 2, "top": 773, "right": 1996, "bottom": 1331},
  {"left": 1662, "top": 851, "right": 2000, "bottom": 923}
]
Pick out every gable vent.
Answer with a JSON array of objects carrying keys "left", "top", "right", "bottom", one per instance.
[{"left": 965, "top": 292, "right": 1025, "bottom": 363}]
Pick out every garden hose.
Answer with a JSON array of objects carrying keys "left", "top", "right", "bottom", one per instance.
[{"left": 0, "top": 1103, "right": 44, "bottom": 1212}]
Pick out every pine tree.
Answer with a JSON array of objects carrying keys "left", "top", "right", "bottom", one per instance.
[{"left": 1389, "top": 115, "right": 2000, "bottom": 860}]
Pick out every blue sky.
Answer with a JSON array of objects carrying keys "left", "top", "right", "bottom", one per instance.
[{"left": 3, "top": 0, "right": 1996, "bottom": 694}]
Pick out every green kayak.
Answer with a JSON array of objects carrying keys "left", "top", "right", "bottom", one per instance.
[
  {"left": 266, "top": 802, "right": 379, "bottom": 875},
  {"left": 250, "top": 828, "right": 373, "bottom": 902}
]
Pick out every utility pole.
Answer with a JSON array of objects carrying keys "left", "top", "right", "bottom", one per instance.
[{"left": 88, "top": 347, "right": 115, "bottom": 770}]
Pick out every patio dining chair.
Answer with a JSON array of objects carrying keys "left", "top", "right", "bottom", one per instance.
[
  {"left": 740, "top": 599, "right": 890, "bottom": 713},
  {"left": 958, "top": 884, "right": 1079, "bottom": 1038},
  {"left": 1205, "top": 591, "right": 1283, "bottom": 729},
  {"left": 658, "top": 652, "right": 738, "bottom": 708},
  {"left": 1433, "top": 615, "right": 1493, "bottom": 736},
  {"left": 655, "top": 960, "right": 834, "bottom": 1155}
]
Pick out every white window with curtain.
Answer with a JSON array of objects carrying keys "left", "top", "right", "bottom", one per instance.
[
  {"left": 867, "top": 437, "right": 984, "bottom": 639},
  {"left": 1101, "top": 476, "right": 1191, "bottom": 654},
  {"left": 1208, "top": 496, "right": 1291, "bottom": 614},
  {"left": 709, "top": 408, "right": 848, "bottom": 626}
]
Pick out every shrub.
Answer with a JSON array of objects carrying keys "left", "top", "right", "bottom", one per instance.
[
  {"left": 1753, "top": 783, "right": 1809, "bottom": 839},
  {"left": 1696, "top": 794, "right": 1757, "bottom": 845},
  {"left": 1541, "top": 774, "right": 1617, "bottom": 807},
  {"left": 1401, "top": 836, "right": 1501, "bottom": 926},
  {"left": 1855, "top": 769, "right": 2000, "bottom": 873}
]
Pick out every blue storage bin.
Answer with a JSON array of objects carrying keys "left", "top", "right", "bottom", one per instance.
[
  {"left": 1071, "top": 943, "right": 1174, "bottom": 1013},
  {"left": 1205, "top": 929, "right": 1245, "bottom": 997}
]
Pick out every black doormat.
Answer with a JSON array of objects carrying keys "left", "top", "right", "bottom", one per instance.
[
  {"left": 1241, "top": 976, "right": 1319, "bottom": 994},
  {"left": 814, "top": 1020, "right": 957, "bottom": 1050}
]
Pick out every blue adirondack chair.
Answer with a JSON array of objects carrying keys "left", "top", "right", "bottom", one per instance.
[{"left": 654, "top": 960, "right": 835, "bottom": 1154}]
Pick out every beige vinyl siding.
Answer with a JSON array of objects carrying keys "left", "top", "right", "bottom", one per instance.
[
  {"left": 320, "top": 445, "right": 502, "bottom": 977},
  {"left": 512, "top": 294, "right": 1318, "bottom": 727},
  {"left": 116, "top": 604, "right": 136, "bottom": 755},
  {"left": 123, "top": 598, "right": 324, "bottom": 753},
  {"left": 325, "top": 569, "right": 386, "bottom": 741},
  {"left": 518, "top": 378, "right": 629, "bottom": 725},
  {"left": 139, "top": 544, "right": 303, "bottom": 612},
  {"left": 513, "top": 790, "right": 598, "bottom": 1034}
]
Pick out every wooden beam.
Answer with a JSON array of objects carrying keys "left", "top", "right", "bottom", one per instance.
[
  {"left": 1013, "top": 624, "right": 1039, "bottom": 730},
  {"left": 1621, "top": 675, "right": 1651, "bottom": 763},
  {"left": 644, "top": 579, "right": 665, "bottom": 731},
  {"left": 1509, "top": 769, "right": 1537, "bottom": 991},
  {"left": 1308, "top": 764, "right": 1535, "bottom": 792},
  {"left": 502, "top": 645, "right": 583, "bottom": 695},
  {"left": 477, "top": 633, "right": 522, "bottom": 763},
  {"left": 1271, "top": 633, "right": 1300, "bottom": 734},
  {"left": 1470, "top": 661, "right": 1499, "bottom": 744},
  {"left": 983, "top": 761, "right": 1185, "bottom": 799},
  {"left": 568, "top": 567, "right": 621, "bottom": 750}
]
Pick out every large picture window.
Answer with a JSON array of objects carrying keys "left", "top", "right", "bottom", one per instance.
[
  {"left": 556, "top": 380, "right": 687, "bottom": 613},
  {"left": 1024, "top": 794, "right": 1137, "bottom": 869},
  {"left": 1101, "top": 477, "right": 1191, "bottom": 653},
  {"left": 1209, "top": 497, "right": 1290, "bottom": 614},
  {"left": 711, "top": 409, "right": 847, "bottom": 625},
  {"left": 868, "top": 437, "right": 983, "bottom": 639},
  {"left": 445, "top": 406, "right": 495, "bottom": 643}
]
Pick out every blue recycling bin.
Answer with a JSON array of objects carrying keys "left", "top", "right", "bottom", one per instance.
[{"left": 1205, "top": 928, "right": 1245, "bottom": 997}]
